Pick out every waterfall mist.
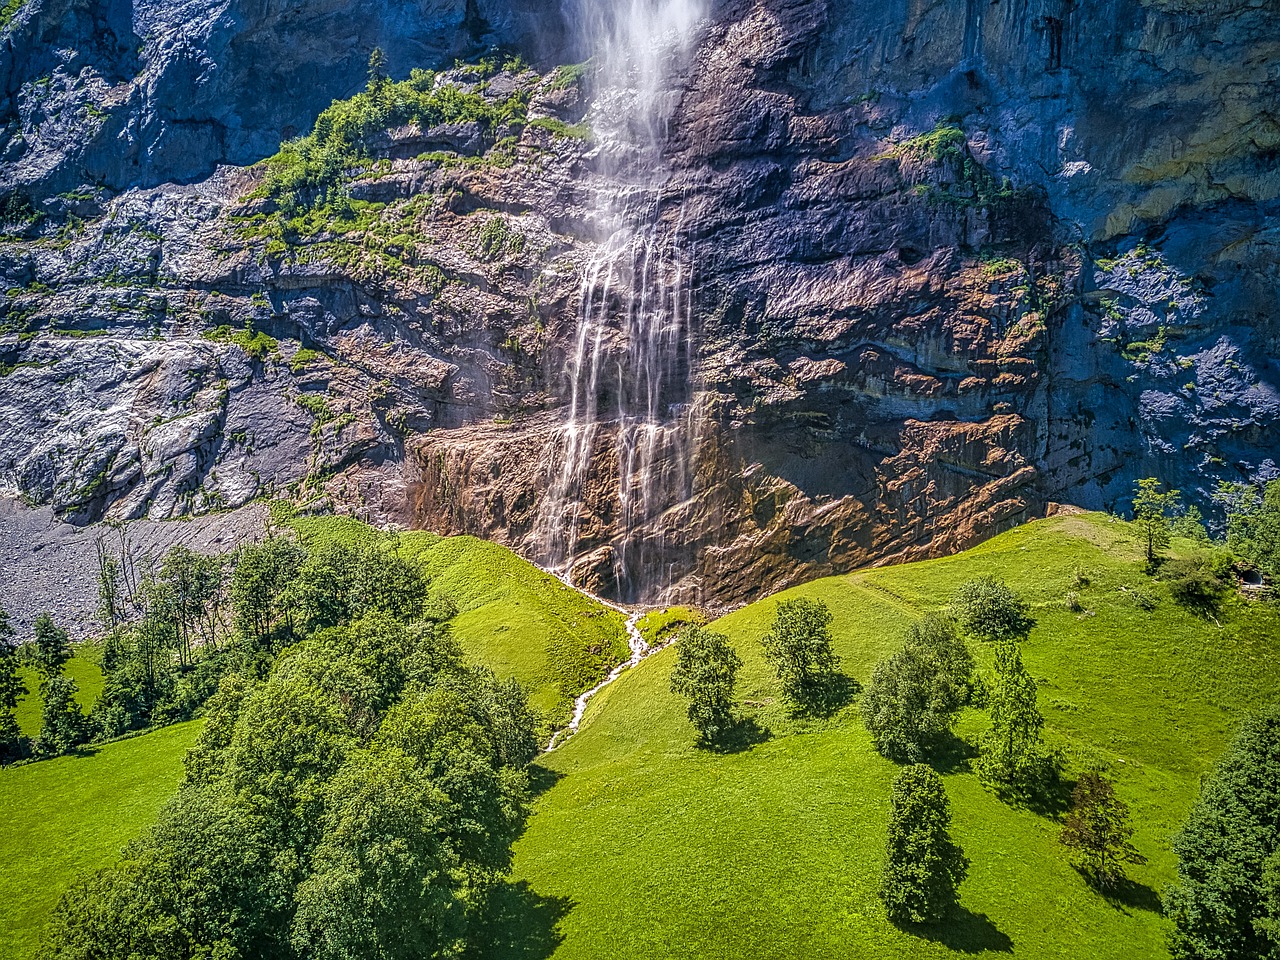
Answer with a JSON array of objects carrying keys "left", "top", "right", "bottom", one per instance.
[{"left": 534, "top": 0, "right": 707, "bottom": 602}]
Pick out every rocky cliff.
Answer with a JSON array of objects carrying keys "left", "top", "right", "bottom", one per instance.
[{"left": 1, "top": 0, "right": 1276, "bottom": 604}]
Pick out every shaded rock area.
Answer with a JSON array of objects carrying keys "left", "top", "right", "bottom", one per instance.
[{"left": 0, "top": 0, "right": 1277, "bottom": 604}]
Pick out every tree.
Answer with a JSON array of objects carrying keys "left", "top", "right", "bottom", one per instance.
[
  {"left": 1224, "top": 478, "right": 1280, "bottom": 581},
  {"left": 1166, "top": 707, "right": 1280, "bottom": 960},
  {"left": 951, "top": 577, "right": 1035, "bottom": 643},
  {"left": 881, "top": 764, "right": 969, "bottom": 924},
  {"left": 669, "top": 624, "right": 742, "bottom": 745},
  {"left": 760, "top": 597, "right": 839, "bottom": 704},
  {"left": 230, "top": 537, "right": 306, "bottom": 646},
  {"left": 1060, "top": 770, "right": 1146, "bottom": 888},
  {"left": 976, "top": 640, "right": 1055, "bottom": 793},
  {"left": 31, "top": 612, "right": 71, "bottom": 679},
  {"left": 39, "top": 674, "right": 87, "bottom": 755},
  {"left": 156, "top": 546, "right": 222, "bottom": 666},
  {"left": 862, "top": 616, "right": 974, "bottom": 762},
  {"left": 0, "top": 606, "right": 25, "bottom": 763},
  {"left": 1133, "top": 477, "right": 1180, "bottom": 567},
  {"left": 367, "top": 47, "right": 389, "bottom": 96}
]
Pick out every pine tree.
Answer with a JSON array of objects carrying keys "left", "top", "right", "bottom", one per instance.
[
  {"left": 881, "top": 764, "right": 969, "bottom": 924},
  {"left": 0, "top": 606, "right": 24, "bottom": 762},
  {"left": 977, "top": 640, "right": 1054, "bottom": 792},
  {"left": 1166, "top": 707, "right": 1280, "bottom": 960},
  {"left": 31, "top": 612, "right": 71, "bottom": 679},
  {"left": 1060, "top": 770, "right": 1146, "bottom": 888},
  {"left": 669, "top": 624, "right": 741, "bottom": 745}
]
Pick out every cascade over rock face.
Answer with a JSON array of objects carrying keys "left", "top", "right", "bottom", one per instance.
[{"left": 0, "top": 0, "right": 1276, "bottom": 604}]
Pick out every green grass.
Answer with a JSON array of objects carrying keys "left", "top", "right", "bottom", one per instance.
[
  {"left": 288, "top": 515, "right": 628, "bottom": 724},
  {"left": 0, "top": 721, "right": 202, "bottom": 960},
  {"left": 497, "top": 514, "right": 1280, "bottom": 959},
  {"left": 14, "top": 647, "right": 104, "bottom": 738}
]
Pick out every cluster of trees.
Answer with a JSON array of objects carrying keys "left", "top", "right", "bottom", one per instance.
[
  {"left": 46, "top": 607, "right": 539, "bottom": 959},
  {"left": 668, "top": 596, "right": 843, "bottom": 749},
  {"left": 0, "top": 531, "right": 451, "bottom": 764}
]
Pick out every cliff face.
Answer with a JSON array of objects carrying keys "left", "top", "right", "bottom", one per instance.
[{"left": 1, "top": 0, "right": 1276, "bottom": 604}]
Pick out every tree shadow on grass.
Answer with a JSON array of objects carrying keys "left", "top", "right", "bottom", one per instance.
[
  {"left": 1089, "top": 873, "right": 1163, "bottom": 916},
  {"left": 703, "top": 715, "right": 772, "bottom": 754},
  {"left": 904, "top": 907, "right": 1014, "bottom": 954},
  {"left": 468, "top": 880, "right": 574, "bottom": 960},
  {"left": 526, "top": 762, "right": 564, "bottom": 800},
  {"left": 788, "top": 673, "right": 860, "bottom": 720},
  {"left": 927, "top": 732, "right": 978, "bottom": 775}
]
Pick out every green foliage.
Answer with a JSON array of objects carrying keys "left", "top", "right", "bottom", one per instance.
[
  {"left": 1060, "top": 770, "right": 1146, "bottom": 888},
  {"left": 0, "top": 606, "right": 23, "bottom": 763},
  {"left": 38, "top": 674, "right": 87, "bottom": 756},
  {"left": 976, "top": 640, "right": 1057, "bottom": 795},
  {"left": 1161, "top": 551, "right": 1232, "bottom": 615},
  {"left": 668, "top": 624, "right": 742, "bottom": 746},
  {"left": 528, "top": 116, "right": 591, "bottom": 140},
  {"left": 881, "top": 764, "right": 969, "bottom": 924},
  {"left": 862, "top": 616, "right": 974, "bottom": 762},
  {"left": 1225, "top": 478, "right": 1280, "bottom": 581},
  {"left": 1166, "top": 707, "right": 1280, "bottom": 960},
  {"left": 30, "top": 612, "right": 71, "bottom": 679},
  {"left": 760, "top": 597, "right": 839, "bottom": 705},
  {"left": 283, "top": 539, "right": 432, "bottom": 634},
  {"left": 1133, "top": 477, "right": 1180, "bottom": 566},
  {"left": 230, "top": 537, "right": 307, "bottom": 646},
  {"left": 252, "top": 68, "right": 530, "bottom": 219},
  {"left": 549, "top": 60, "right": 591, "bottom": 90},
  {"left": 951, "top": 577, "right": 1035, "bottom": 642},
  {"left": 44, "top": 611, "right": 535, "bottom": 960},
  {"left": 891, "top": 123, "right": 968, "bottom": 163},
  {"left": 201, "top": 324, "right": 279, "bottom": 360},
  {"left": 473, "top": 214, "right": 526, "bottom": 261}
]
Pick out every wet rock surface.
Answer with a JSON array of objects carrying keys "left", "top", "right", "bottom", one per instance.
[{"left": 0, "top": 0, "right": 1277, "bottom": 605}]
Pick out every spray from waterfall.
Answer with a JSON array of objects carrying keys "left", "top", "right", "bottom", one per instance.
[{"left": 535, "top": 0, "right": 706, "bottom": 602}]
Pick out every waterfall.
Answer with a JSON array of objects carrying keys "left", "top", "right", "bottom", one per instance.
[{"left": 534, "top": 0, "right": 706, "bottom": 602}]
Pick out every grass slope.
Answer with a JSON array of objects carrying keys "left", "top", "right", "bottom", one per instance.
[
  {"left": 14, "top": 648, "right": 103, "bottom": 738},
  {"left": 288, "top": 515, "right": 628, "bottom": 724},
  {"left": 0, "top": 721, "right": 202, "bottom": 960},
  {"left": 502, "top": 514, "right": 1280, "bottom": 959}
]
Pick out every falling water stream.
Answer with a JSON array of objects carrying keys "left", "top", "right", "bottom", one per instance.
[{"left": 535, "top": 0, "right": 707, "bottom": 603}]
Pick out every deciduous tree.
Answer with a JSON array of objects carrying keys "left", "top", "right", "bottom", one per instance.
[
  {"left": 976, "top": 640, "right": 1056, "bottom": 793},
  {"left": 1166, "top": 707, "right": 1280, "bottom": 960},
  {"left": 951, "top": 577, "right": 1035, "bottom": 643},
  {"left": 862, "top": 616, "right": 974, "bottom": 762},
  {"left": 760, "top": 597, "right": 839, "bottom": 704},
  {"left": 1059, "top": 770, "right": 1146, "bottom": 888},
  {"left": 669, "top": 624, "right": 742, "bottom": 745},
  {"left": 1133, "top": 477, "right": 1180, "bottom": 567}
]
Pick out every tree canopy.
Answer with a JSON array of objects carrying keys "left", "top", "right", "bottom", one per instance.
[
  {"left": 881, "top": 764, "right": 968, "bottom": 924},
  {"left": 669, "top": 624, "right": 741, "bottom": 746},
  {"left": 760, "top": 597, "right": 840, "bottom": 705}
]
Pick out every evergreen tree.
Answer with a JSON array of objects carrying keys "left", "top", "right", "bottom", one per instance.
[
  {"left": 31, "top": 612, "right": 71, "bottom": 679},
  {"left": 39, "top": 674, "right": 86, "bottom": 755},
  {"left": 669, "top": 624, "right": 742, "bottom": 745},
  {"left": 862, "top": 616, "right": 974, "bottom": 762},
  {"left": 1060, "top": 770, "right": 1146, "bottom": 888},
  {"left": 1166, "top": 707, "right": 1280, "bottom": 960},
  {"left": 976, "top": 640, "right": 1055, "bottom": 792},
  {"left": 0, "top": 605, "right": 25, "bottom": 762},
  {"left": 760, "top": 597, "right": 839, "bottom": 705},
  {"left": 881, "top": 764, "right": 969, "bottom": 924},
  {"left": 1224, "top": 478, "right": 1280, "bottom": 581},
  {"left": 951, "top": 577, "right": 1035, "bottom": 643},
  {"left": 1133, "top": 478, "right": 1180, "bottom": 567}
]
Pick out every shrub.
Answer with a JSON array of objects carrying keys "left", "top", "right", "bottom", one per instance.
[{"left": 951, "top": 577, "right": 1035, "bottom": 642}]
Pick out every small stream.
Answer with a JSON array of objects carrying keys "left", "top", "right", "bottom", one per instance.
[{"left": 544, "top": 593, "right": 673, "bottom": 752}]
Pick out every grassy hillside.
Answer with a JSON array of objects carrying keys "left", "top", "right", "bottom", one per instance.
[
  {"left": 0, "top": 721, "right": 202, "bottom": 960},
  {"left": 288, "top": 515, "right": 629, "bottom": 724},
  {"left": 500, "top": 514, "right": 1280, "bottom": 959},
  {"left": 14, "top": 648, "right": 103, "bottom": 738}
]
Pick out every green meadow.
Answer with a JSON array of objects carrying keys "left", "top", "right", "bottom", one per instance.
[
  {"left": 0, "top": 722, "right": 202, "bottom": 960},
  {"left": 499, "top": 514, "right": 1280, "bottom": 959},
  {"left": 3, "top": 513, "right": 1277, "bottom": 959}
]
